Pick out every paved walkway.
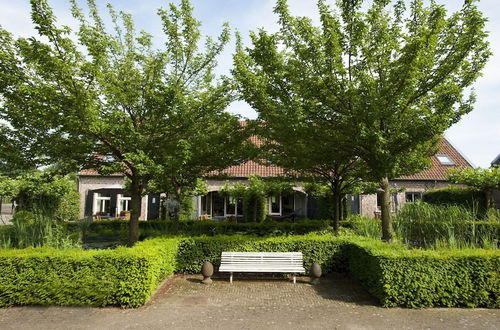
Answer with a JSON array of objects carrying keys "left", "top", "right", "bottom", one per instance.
[{"left": 0, "top": 275, "right": 498, "bottom": 330}]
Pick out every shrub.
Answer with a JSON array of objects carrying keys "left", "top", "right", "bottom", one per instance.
[
  {"left": 4, "top": 210, "right": 80, "bottom": 249},
  {"left": 0, "top": 237, "right": 180, "bottom": 308},
  {"left": 67, "top": 219, "right": 331, "bottom": 239},
  {"left": 422, "top": 186, "right": 486, "bottom": 217},
  {"left": 54, "top": 189, "right": 80, "bottom": 221},
  {"left": 175, "top": 234, "right": 347, "bottom": 274},
  {"left": 346, "top": 237, "right": 500, "bottom": 308},
  {"left": 394, "top": 202, "right": 499, "bottom": 248}
]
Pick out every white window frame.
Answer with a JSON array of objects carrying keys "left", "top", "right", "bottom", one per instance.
[
  {"left": 268, "top": 194, "right": 282, "bottom": 215},
  {"left": 117, "top": 194, "right": 132, "bottom": 214},
  {"left": 224, "top": 196, "right": 238, "bottom": 216},
  {"left": 93, "top": 192, "right": 111, "bottom": 215},
  {"left": 436, "top": 154, "right": 454, "bottom": 165},
  {"left": 405, "top": 192, "right": 422, "bottom": 203}
]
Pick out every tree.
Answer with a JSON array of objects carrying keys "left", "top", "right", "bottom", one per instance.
[
  {"left": 234, "top": 0, "right": 490, "bottom": 241},
  {"left": 0, "top": 0, "right": 249, "bottom": 245},
  {"left": 448, "top": 167, "right": 500, "bottom": 210}
]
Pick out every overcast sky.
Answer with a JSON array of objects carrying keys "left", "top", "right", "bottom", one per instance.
[{"left": 0, "top": 0, "right": 498, "bottom": 168}]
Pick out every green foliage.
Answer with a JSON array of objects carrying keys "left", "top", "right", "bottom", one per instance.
[
  {"left": 221, "top": 175, "right": 293, "bottom": 222},
  {"left": 175, "top": 234, "right": 347, "bottom": 274},
  {"left": 449, "top": 167, "right": 500, "bottom": 190},
  {"left": 348, "top": 215, "right": 382, "bottom": 240},
  {"left": 2, "top": 210, "right": 80, "bottom": 249},
  {"left": 0, "top": 0, "right": 250, "bottom": 245},
  {"left": 0, "top": 237, "right": 180, "bottom": 308},
  {"left": 4, "top": 171, "right": 80, "bottom": 220},
  {"left": 448, "top": 167, "right": 500, "bottom": 208},
  {"left": 68, "top": 219, "right": 331, "bottom": 239},
  {"left": 394, "top": 202, "right": 499, "bottom": 249},
  {"left": 233, "top": 0, "right": 491, "bottom": 239},
  {"left": 423, "top": 186, "right": 486, "bottom": 215},
  {"left": 0, "top": 234, "right": 498, "bottom": 308},
  {"left": 346, "top": 237, "right": 500, "bottom": 308}
]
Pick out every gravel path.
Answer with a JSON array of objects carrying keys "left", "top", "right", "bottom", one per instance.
[{"left": 0, "top": 274, "right": 498, "bottom": 330}]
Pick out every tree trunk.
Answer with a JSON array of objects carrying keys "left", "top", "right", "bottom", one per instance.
[
  {"left": 128, "top": 178, "right": 142, "bottom": 247},
  {"left": 331, "top": 183, "right": 341, "bottom": 234},
  {"left": 485, "top": 188, "right": 493, "bottom": 210},
  {"left": 379, "top": 177, "right": 393, "bottom": 242}
]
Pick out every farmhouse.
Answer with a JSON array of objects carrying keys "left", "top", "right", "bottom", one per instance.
[{"left": 78, "top": 138, "right": 472, "bottom": 220}]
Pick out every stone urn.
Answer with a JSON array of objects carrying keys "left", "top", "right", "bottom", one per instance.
[
  {"left": 310, "top": 262, "right": 322, "bottom": 285},
  {"left": 201, "top": 261, "right": 214, "bottom": 284}
]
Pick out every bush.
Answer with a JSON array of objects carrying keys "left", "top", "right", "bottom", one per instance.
[
  {"left": 423, "top": 186, "right": 486, "bottom": 217},
  {"left": 54, "top": 189, "right": 80, "bottom": 221},
  {"left": 394, "top": 202, "right": 499, "bottom": 248},
  {"left": 4, "top": 210, "right": 80, "bottom": 249},
  {"left": 67, "top": 219, "right": 331, "bottom": 239},
  {"left": 175, "top": 234, "right": 346, "bottom": 274},
  {"left": 346, "top": 237, "right": 500, "bottom": 308},
  {"left": 0, "top": 237, "right": 180, "bottom": 308}
]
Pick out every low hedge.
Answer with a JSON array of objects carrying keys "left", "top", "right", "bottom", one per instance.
[
  {"left": 346, "top": 237, "right": 500, "bottom": 308},
  {"left": 1, "top": 233, "right": 499, "bottom": 308},
  {"left": 0, "top": 237, "right": 180, "bottom": 308},
  {"left": 175, "top": 234, "right": 346, "bottom": 274},
  {"left": 66, "top": 219, "right": 331, "bottom": 239}
]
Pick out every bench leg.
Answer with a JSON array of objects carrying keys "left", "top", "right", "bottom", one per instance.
[
  {"left": 293, "top": 276, "right": 296, "bottom": 284},
  {"left": 230, "top": 272, "right": 233, "bottom": 284}
]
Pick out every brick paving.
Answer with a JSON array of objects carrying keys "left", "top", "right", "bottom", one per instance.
[{"left": 0, "top": 274, "right": 498, "bottom": 330}]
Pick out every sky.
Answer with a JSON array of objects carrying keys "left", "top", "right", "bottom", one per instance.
[{"left": 0, "top": 0, "right": 498, "bottom": 168}]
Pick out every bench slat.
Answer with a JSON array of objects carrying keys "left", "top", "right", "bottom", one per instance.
[{"left": 219, "top": 251, "right": 306, "bottom": 275}]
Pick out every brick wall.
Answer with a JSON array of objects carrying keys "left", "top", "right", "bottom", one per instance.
[{"left": 360, "top": 180, "right": 450, "bottom": 218}]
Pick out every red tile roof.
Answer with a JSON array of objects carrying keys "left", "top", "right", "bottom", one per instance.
[
  {"left": 79, "top": 138, "right": 471, "bottom": 181},
  {"left": 398, "top": 138, "right": 472, "bottom": 181}
]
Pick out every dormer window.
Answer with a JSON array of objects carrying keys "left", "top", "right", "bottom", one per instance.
[{"left": 436, "top": 154, "right": 454, "bottom": 165}]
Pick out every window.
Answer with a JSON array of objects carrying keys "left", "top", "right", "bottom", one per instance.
[
  {"left": 226, "top": 196, "right": 236, "bottom": 215},
  {"left": 376, "top": 193, "right": 399, "bottom": 212},
  {"left": 201, "top": 194, "right": 211, "bottom": 215},
  {"left": 117, "top": 193, "right": 131, "bottom": 214},
  {"left": 237, "top": 199, "right": 243, "bottom": 216},
  {"left": 212, "top": 193, "right": 225, "bottom": 217},
  {"left": 268, "top": 194, "right": 281, "bottom": 215},
  {"left": 436, "top": 154, "right": 454, "bottom": 165},
  {"left": 405, "top": 192, "right": 422, "bottom": 203},
  {"left": 94, "top": 193, "right": 111, "bottom": 215},
  {"left": 282, "top": 193, "right": 294, "bottom": 214}
]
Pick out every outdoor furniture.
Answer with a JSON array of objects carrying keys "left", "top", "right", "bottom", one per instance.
[
  {"left": 268, "top": 212, "right": 297, "bottom": 222},
  {"left": 219, "top": 251, "right": 305, "bottom": 283}
]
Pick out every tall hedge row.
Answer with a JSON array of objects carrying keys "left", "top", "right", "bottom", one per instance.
[
  {"left": 423, "top": 186, "right": 487, "bottom": 214},
  {"left": 0, "top": 238, "right": 180, "bottom": 308},
  {"left": 66, "top": 219, "right": 331, "bottom": 239},
  {"left": 346, "top": 237, "right": 500, "bottom": 308}
]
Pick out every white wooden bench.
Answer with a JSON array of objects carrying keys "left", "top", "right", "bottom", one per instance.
[{"left": 218, "top": 252, "right": 306, "bottom": 283}]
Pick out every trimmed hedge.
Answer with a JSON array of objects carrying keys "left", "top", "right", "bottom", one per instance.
[
  {"left": 346, "top": 237, "right": 500, "bottom": 308},
  {"left": 175, "top": 234, "right": 346, "bottom": 274},
  {"left": 1, "top": 233, "right": 499, "bottom": 308},
  {"left": 0, "top": 237, "right": 180, "bottom": 308},
  {"left": 66, "top": 219, "right": 331, "bottom": 239},
  {"left": 423, "top": 186, "right": 487, "bottom": 215}
]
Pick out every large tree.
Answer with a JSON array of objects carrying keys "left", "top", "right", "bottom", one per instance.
[
  {"left": 0, "top": 0, "right": 248, "bottom": 245},
  {"left": 234, "top": 0, "right": 490, "bottom": 241},
  {"left": 448, "top": 167, "right": 500, "bottom": 210}
]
